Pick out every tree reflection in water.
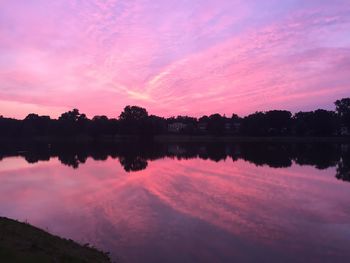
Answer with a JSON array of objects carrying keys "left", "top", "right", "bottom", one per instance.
[{"left": 0, "top": 141, "right": 349, "bottom": 182}]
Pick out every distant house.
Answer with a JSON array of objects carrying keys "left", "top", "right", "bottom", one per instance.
[
  {"left": 340, "top": 127, "right": 350, "bottom": 136},
  {"left": 168, "top": 144, "right": 187, "bottom": 155},
  {"left": 341, "top": 144, "right": 349, "bottom": 152},
  {"left": 225, "top": 122, "right": 241, "bottom": 134},
  {"left": 233, "top": 123, "right": 241, "bottom": 133},
  {"left": 198, "top": 122, "right": 208, "bottom": 132},
  {"left": 168, "top": 122, "right": 187, "bottom": 133},
  {"left": 224, "top": 122, "right": 232, "bottom": 131}
]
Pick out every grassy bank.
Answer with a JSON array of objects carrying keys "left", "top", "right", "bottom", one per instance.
[{"left": 0, "top": 217, "right": 111, "bottom": 263}]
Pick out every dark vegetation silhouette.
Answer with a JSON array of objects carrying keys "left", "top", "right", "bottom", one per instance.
[
  {"left": 0, "top": 141, "right": 349, "bottom": 182},
  {"left": 0, "top": 98, "right": 349, "bottom": 138}
]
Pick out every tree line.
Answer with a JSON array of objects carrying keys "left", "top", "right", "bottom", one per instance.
[{"left": 0, "top": 98, "right": 349, "bottom": 138}]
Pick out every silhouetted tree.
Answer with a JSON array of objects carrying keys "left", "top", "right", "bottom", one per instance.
[
  {"left": 293, "top": 143, "right": 340, "bottom": 169},
  {"left": 241, "top": 111, "right": 292, "bottom": 136},
  {"left": 294, "top": 110, "right": 338, "bottom": 136},
  {"left": 22, "top": 114, "right": 51, "bottom": 137},
  {"left": 207, "top": 114, "right": 225, "bottom": 135},
  {"left": 239, "top": 143, "right": 293, "bottom": 168},
  {"left": 264, "top": 110, "right": 292, "bottom": 135},
  {"left": 89, "top": 115, "right": 119, "bottom": 136},
  {"left": 57, "top": 109, "right": 88, "bottom": 136},
  {"left": 119, "top": 106, "right": 149, "bottom": 135},
  {"left": 119, "top": 156, "right": 148, "bottom": 172},
  {"left": 335, "top": 98, "right": 350, "bottom": 129},
  {"left": 336, "top": 144, "right": 350, "bottom": 182},
  {"left": 119, "top": 106, "right": 148, "bottom": 121},
  {"left": 231, "top": 113, "right": 242, "bottom": 134},
  {"left": 148, "top": 115, "right": 167, "bottom": 134},
  {"left": 0, "top": 117, "right": 21, "bottom": 137},
  {"left": 241, "top": 112, "right": 266, "bottom": 136}
]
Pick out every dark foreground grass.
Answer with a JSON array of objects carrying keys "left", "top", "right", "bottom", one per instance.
[{"left": 0, "top": 217, "right": 111, "bottom": 263}]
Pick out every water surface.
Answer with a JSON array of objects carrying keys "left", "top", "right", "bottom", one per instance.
[{"left": 0, "top": 142, "right": 349, "bottom": 262}]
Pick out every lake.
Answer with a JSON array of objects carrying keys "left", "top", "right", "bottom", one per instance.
[{"left": 0, "top": 141, "right": 349, "bottom": 262}]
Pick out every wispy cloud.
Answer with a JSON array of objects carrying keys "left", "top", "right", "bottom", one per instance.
[{"left": 0, "top": 0, "right": 349, "bottom": 118}]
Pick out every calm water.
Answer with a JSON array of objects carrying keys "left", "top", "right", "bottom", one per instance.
[{"left": 0, "top": 142, "right": 350, "bottom": 262}]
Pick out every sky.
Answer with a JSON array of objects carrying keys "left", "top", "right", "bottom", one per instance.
[{"left": 0, "top": 0, "right": 350, "bottom": 119}]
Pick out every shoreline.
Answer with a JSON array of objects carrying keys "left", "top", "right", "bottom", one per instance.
[
  {"left": 0, "top": 135, "right": 350, "bottom": 143},
  {"left": 154, "top": 135, "right": 350, "bottom": 143}
]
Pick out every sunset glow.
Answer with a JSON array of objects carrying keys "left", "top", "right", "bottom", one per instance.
[{"left": 1, "top": 0, "right": 350, "bottom": 118}]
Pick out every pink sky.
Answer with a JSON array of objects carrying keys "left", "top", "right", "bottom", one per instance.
[{"left": 0, "top": 0, "right": 350, "bottom": 119}]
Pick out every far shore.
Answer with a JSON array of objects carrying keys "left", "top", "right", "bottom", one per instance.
[
  {"left": 154, "top": 135, "right": 350, "bottom": 143},
  {"left": 0, "top": 135, "right": 350, "bottom": 143}
]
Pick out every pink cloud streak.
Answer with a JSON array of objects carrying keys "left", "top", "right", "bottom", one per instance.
[{"left": 0, "top": 0, "right": 350, "bottom": 118}]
